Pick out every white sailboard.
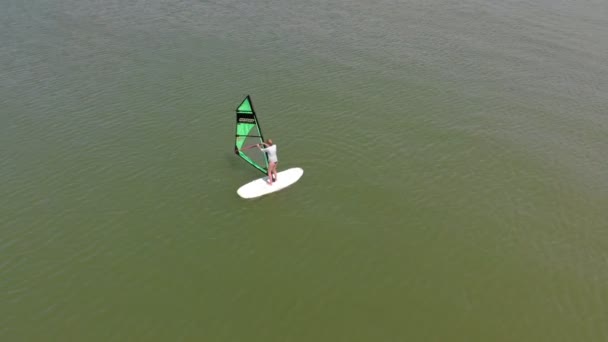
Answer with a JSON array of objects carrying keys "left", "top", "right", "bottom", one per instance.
[{"left": 237, "top": 167, "right": 304, "bottom": 199}]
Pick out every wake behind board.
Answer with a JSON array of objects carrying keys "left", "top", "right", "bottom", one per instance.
[{"left": 237, "top": 167, "right": 303, "bottom": 199}]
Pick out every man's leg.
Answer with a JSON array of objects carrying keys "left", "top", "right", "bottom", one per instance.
[{"left": 267, "top": 166, "right": 273, "bottom": 185}]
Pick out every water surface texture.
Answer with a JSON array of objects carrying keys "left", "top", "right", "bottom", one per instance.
[{"left": 2, "top": 0, "right": 608, "bottom": 340}]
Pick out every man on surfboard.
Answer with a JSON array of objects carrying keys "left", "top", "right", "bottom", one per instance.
[
  {"left": 239, "top": 139, "right": 278, "bottom": 185},
  {"left": 258, "top": 139, "right": 278, "bottom": 185}
]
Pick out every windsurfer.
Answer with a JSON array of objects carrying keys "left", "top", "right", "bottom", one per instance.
[{"left": 258, "top": 139, "right": 278, "bottom": 185}]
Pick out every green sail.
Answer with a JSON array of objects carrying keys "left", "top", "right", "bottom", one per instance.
[{"left": 234, "top": 95, "right": 268, "bottom": 174}]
